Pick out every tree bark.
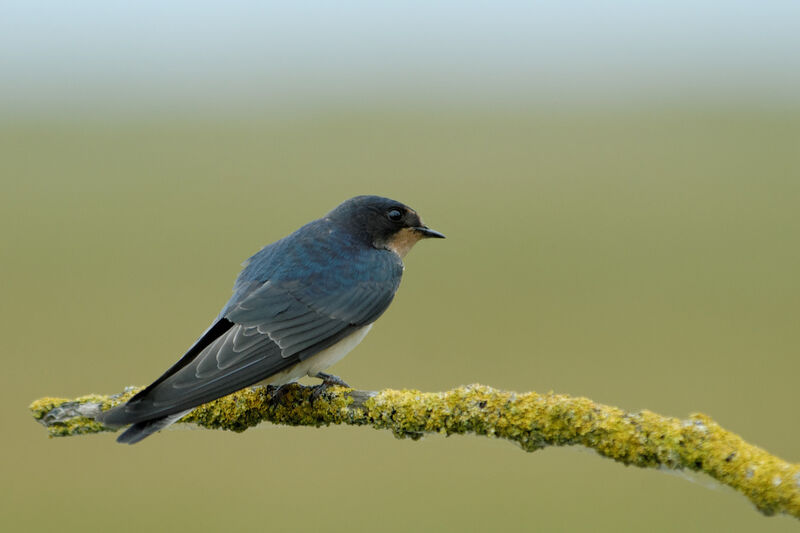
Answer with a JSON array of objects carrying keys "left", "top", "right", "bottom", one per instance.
[{"left": 30, "top": 383, "right": 800, "bottom": 520}]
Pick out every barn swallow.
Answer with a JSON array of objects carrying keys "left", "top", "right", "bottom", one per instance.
[{"left": 99, "top": 195, "right": 444, "bottom": 444}]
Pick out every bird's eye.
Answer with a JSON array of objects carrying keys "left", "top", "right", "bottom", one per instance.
[{"left": 387, "top": 209, "right": 403, "bottom": 222}]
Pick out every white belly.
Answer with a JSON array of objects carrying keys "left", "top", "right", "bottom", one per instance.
[{"left": 259, "top": 324, "right": 373, "bottom": 385}]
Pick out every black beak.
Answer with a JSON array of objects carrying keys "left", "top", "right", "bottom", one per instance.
[{"left": 413, "top": 226, "right": 446, "bottom": 239}]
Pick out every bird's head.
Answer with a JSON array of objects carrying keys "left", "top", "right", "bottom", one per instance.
[{"left": 328, "top": 195, "right": 445, "bottom": 257}]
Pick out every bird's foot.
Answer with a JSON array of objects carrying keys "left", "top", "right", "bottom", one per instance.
[
  {"left": 266, "top": 384, "right": 292, "bottom": 406},
  {"left": 310, "top": 372, "right": 351, "bottom": 405},
  {"left": 314, "top": 372, "right": 350, "bottom": 388}
]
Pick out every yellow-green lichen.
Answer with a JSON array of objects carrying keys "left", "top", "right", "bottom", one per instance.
[
  {"left": 46, "top": 417, "right": 113, "bottom": 437},
  {"left": 30, "top": 383, "right": 800, "bottom": 519},
  {"left": 358, "top": 385, "right": 800, "bottom": 517},
  {"left": 30, "top": 396, "right": 72, "bottom": 420},
  {"left": 29, "top": 389, "right": 142, "bottom": 437},
  {"left": 184, "top": 384, "right": 359, "bottom": 432}
]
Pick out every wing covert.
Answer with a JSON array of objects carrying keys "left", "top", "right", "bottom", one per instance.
[{"left": 225, "top": 253, "right": 401, "bottom": 358}]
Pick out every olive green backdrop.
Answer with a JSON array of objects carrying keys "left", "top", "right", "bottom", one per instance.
[{"left": 1, "top": 109, "right": 798, "bottom": 531}]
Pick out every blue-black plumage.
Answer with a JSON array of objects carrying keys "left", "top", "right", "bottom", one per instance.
[{"left": 98, "top": 195, "right": 444, "bottom": 444}]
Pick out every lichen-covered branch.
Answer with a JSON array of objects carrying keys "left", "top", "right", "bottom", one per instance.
[{"left": 30, "top": 383, "right": 800, "bottom": 519}]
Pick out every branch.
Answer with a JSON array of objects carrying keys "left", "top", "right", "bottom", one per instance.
[{"left": 30, "top": 383, "right": 799, "bottom": 519}]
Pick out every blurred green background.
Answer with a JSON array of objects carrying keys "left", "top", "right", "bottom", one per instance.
[{"left": 2, "top": 2, "right": 799, "bottom": 532}]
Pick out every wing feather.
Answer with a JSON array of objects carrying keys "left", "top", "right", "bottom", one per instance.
[{"left": 101, "top": 229, "right": 404, "bottom": 429}]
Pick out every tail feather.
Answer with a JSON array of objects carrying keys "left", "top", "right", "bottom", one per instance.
[{"left": 115, "top": 410, "right": 192, "bottom": 444}]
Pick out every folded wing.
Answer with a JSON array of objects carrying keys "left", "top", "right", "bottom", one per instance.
[{"left": 101, "top": 248, "right": 402, "bottom": 427}]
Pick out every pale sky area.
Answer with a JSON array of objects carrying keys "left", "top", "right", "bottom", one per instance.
[{"left": 1, "top": 1, "right": 799, "bottom": 115}]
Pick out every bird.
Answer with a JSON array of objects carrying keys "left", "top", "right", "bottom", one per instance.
[{"left": 98, "top": 195, "right": 445, "bottom": 444}]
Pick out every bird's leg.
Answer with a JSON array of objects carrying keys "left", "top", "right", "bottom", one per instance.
[{"left": 310, "top": 372, "right": 351, "bottom": 405}]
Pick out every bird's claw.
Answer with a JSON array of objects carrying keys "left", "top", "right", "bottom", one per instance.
[
  {"left": 267, "top": 384, "right": 292, "bottom": 406},
  {"left": 309, "top": 372, "right": 351, "bottom": 405}
]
